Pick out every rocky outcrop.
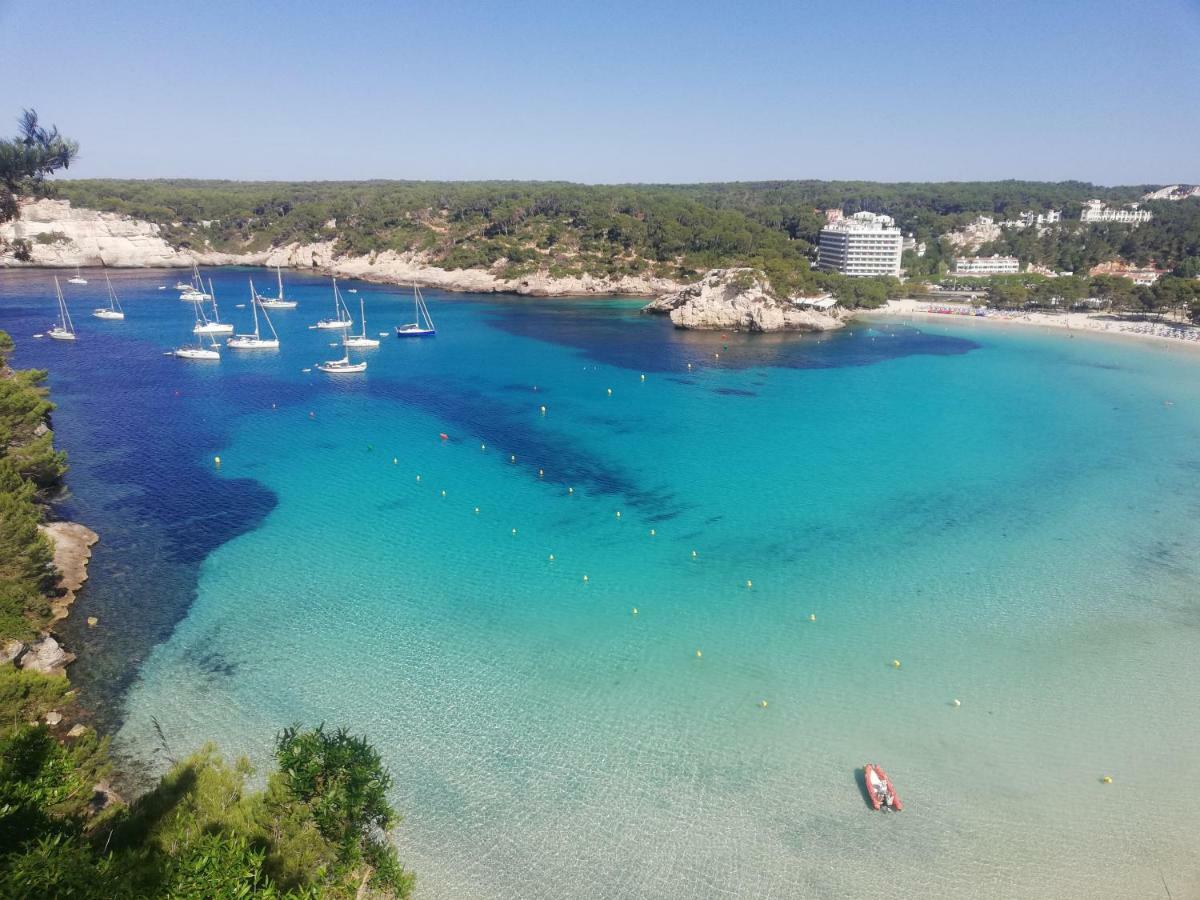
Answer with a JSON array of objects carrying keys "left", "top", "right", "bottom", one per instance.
[
  {"left": 1, "top": 639, "right": 25, "bottom": 666},
  {"left": 39, "top": 521, "right": 100, "bottom": 623},
  {"left": 1, "top": 198, "right": 684, "bottom": 297},
  {"left": 643, "top": 268, "right": 847, "bottom": 332},
  {"left": 19, "top": 635, "right": 75, "bottom": 676}
]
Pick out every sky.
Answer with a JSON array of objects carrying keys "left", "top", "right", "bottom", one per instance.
[{"left": 2, "top": 0, "right": 1198, "bottom": 185}]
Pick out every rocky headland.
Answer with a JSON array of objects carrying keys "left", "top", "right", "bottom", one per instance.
[
  {"left": 1, "top": 198, "right": 685, "bottom": 297},
  {"left": 642, "top": 268, "right": 847, "bottom": 333}
]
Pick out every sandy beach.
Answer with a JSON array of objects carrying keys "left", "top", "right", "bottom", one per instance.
[{"left": 860, "top": 298, "right": 1200, "bottom": 351}]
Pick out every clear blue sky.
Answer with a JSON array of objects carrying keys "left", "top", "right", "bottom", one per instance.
[{"left": 2, "top": 0, "right": 1197, "bottom": 184}]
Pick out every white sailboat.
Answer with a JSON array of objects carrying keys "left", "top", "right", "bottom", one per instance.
[
  {"left": 228, "top": 279, "right": 280, "bottom": 349},
  {"left": 343, "top": 297, "right": 380, "bottom": 349},
  {"left": 317, "top": 352, "right": 367, "bottom": 374},
  {"left": 173, "top": 299, "right": 221, "bottom": 359},
  {"left": 312, "top": 276, "right": 353, "bottom": 330},
  {"left": 180, "top": 264, "right": 212, "bottom": 301},
  {"left": 93, "top": 272, "right": 126, "bottom": 320},
  {"left": 256, "top": 266, "right": 298, "bottom": 309},
  {"left": 396, "top": 283, "right": 435, "bottom": 337},
  {"left": 47, "top": 277, "right": 77, "bottom": 341},
  {"left": 67, "top": 267, "right": 87, "bottom": 285},
  {"left": 193, "top": 279, "right": 234, "bottom": 335}
]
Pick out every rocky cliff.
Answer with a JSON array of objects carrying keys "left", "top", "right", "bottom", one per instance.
[
  {"left": 1, "top": 198, "right": 683, "bottom": 297},
  {"left": 643, "top": 268, "right": 846, "bottom": 333}
]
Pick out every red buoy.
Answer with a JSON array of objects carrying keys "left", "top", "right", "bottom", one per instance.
[{"left": 439, "top": 433, "right": 449, "bottom": 441}]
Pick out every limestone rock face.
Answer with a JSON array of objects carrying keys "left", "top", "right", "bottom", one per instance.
[
  {"left": 1, "top": 198, "right": 191, "bottom": 267},
  {"left": 19, "top": 635, "right": 74, "bottom": 676},
  {"left": 643, "top": 268, "right": 846, "bottom": 333},
  {"left": 44, "top": 711, "right": 63, "bottom": 726}
]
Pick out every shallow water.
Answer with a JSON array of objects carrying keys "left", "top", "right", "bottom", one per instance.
[{"left": 3, "top": 267, "right": 1199, "bottom": 899}]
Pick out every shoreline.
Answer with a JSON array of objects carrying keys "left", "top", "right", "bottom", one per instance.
[{"left": 859, "top": 298, "right": 1200, "bottom": 353}]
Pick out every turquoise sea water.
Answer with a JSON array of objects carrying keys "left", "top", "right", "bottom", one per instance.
[{"left": 4, "top": 269, "right": 1200, "bottom": 898}]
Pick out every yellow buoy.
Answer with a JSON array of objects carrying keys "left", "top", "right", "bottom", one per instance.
[
  {"left": 440, "top": 490, "right": 447, "bottom": 497},
  {"left": 474, "top": 507, "right": 480, "bottom": 514},
  {"left": 891, "top": 659, "right": 901, "bottom": 668},
  {"left": 746, "top": 579, "right": 753, "bottom": 589},
  {"left": 416, "top": 474, "right": 421, "bottom": 482},
  {"left": 809, "top": 613, "right": 816, "bottom": 622},
  {"left": 511, "top": 528, "right": 518, "bottom": 535},
  {"left": 695, "top": 649, "right": 702, "bottom": 658},
  {"left": 510, "top": 454, "right": 516, "bottom": 463},
  {"left": 548, "top": 554, "right": 555, "bottom": 561},
  {"left": 87, "top": 616, "right": 98, "bottom": 628},
  {"left": 392, "top": 457, "right": 398, "bottom": 465},
  {"left": 481, "top": 443, "right": 486, "bottom": 450},
  {"left": 606, "top": 388, "right": 613, "bottom": 396},
  {"left": 687, "top": 363, "right": 693, "bottom": 369},
  {"left": 615, "top": 511, "right": 622, "bottom": 519},
  {"left": 568, "top": 487, "right": 574, "bottom": 495},
  {"left": 582, "top": 574, "right": 589, "bottom": 582},
  {"left": 649, "top": 529, "right": 656, "bottom": 536},
  {"left": 539, "top": 468, "right": 544, "bottom": 477},
  {"left": 213, "top": 455, "right": 221, "bottom": 467},
  {"left": 1101, "top": 775, "right": 1113, "bottom": 784},
  {"left": 631, "top": 607, "right": 638, "bottom": 615},
  {"left": 952, "top": 699, "right": 961, "bottom": 707},
  {"left": 759, "top": 700, "right": 769, "bottom": 709},
  {"left": 640, "top": 374, "right": 646, "bottom": 382},
  {"left": 540, "top": 405, "right": 547, "bottom": 415},
  {"left": 691, "top": 550, "right": 698, "bottom": 558}
]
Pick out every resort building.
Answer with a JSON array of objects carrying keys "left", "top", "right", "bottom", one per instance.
[
  {"left": 953, "top": 255, "right": 1021, "bottom": 276},
  {"left": 1079, "top": 199, "right": 1153, "bottom": 226},
  {"left": 1088, "top": 261, "right": 1165, "bottom": 285},
  {"left": 817, "top": 212, "right": 903, "bottom": 277}
]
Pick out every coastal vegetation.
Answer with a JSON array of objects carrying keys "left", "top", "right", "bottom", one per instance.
[
  {"left": 0, "top": 109, "right": 78, "bottom": 225},
  {"left": 44, "top": 178, "right": 1197, "bottom": 308},
  {"left": 0, "top": 327, "right": 413, "bottom": 898}
]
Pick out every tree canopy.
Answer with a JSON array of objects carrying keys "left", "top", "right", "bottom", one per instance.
[{"left": 0, "top": 109, "right": 79, "bottom": 223}]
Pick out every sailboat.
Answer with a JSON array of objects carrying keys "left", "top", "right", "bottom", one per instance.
[
  {"left": 317, "top": 351, "right": 367, "bottom": 374},
  {"left": 47, "top": 277, "right": 77, "bottom": 341},
  {"left": 93, "top": 272, "right": 126, "bottom": 320},
  {"left": 228, "top": 280, "right": 280, "bottom": 349},
  {"left": 396, "top": 283, "right": 435, "bottom": 337},
  {"left": 343, "top": 297, "right": 380, "bottom": 349},
  {"left": 180, "top": 264, "right": 212, "bottom": 301},
  {"left": 173, "top": 299, "right": 221, "bottom": 359},
  {"left": 193, "top": 279, "right": 234, "bottom": 334},
  {"left": 256, "top": 266, "right": 298, "bottom": 309},
  {"left": 311, "top": 276, "right": 353, "bottom": 330},
  {"left": 67, "top": 267, "right": 87, "bottom": 285}
]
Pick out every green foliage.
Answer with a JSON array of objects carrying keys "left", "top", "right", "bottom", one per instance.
[
  {"left": 0, "top": 109, "right": 79, "bottom": 223},
  {"left": 0, "top": 666, "right": 72, "bottom": 729},
  {"left": 0, "top": 330, "right": 67, "bottom": 642}
]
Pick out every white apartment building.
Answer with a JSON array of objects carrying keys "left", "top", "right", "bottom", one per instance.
[
  {"left": 817, "top": 211, "right": 903, "bottom": 277},
  {"left": 953, "top": 255, "right": 1020, "bottom": 275},
  {"left": 1079, "top": 199, "right": 1153, "bottom": 225}
]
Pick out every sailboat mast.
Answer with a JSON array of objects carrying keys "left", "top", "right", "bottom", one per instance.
[
  {"left": 277, "top": 266, "right": 284, "bottom": 300},
  {"left": 249, "top": 279, "right": 260, "bottom": 337},
  {"left": 208, "top": 279, "right": 220, "bottom": 322}
]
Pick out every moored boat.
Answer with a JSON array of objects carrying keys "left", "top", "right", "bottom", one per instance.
[
  {"left": 862, "top": 763, "right": 902, "bottom": 811},
  {"left": 396, "top": 282, "right": 435, "bottom": 337}
]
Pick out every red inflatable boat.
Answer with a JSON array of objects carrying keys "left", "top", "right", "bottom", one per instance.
[{"left": 863, "top": 763, "right": 903, "bottom": 811}]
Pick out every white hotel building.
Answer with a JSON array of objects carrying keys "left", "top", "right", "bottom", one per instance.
[
  {"left": 953, "top": 255, "right": 1021, "bottom": 276},
  {"left": 1079, "top": 199, "right": 1153, "bottom": 226},
  {"left": 817, "top": 211, "right": 903, "bottom": 277}
]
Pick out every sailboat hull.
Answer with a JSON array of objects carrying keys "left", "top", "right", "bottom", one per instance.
[
  {"left": 194, "top": 323, "right": 234, "bottom": 335},
  {"left": 93, "top": 310, "right": 125, "bottom": 320},
  {"left": 396, "top": 326, "right": 435, "bottom": 337},
  {"left": 227, "top": 337, "right": 280, "bottom": 349},
  {"left": 258, "top": 300, "right": 297, "bottom": 309},
  {"left": 47, "top": 329, "right": 77, "bottom": 341},
  {"left": 173, "top": 348, "right": 220, "bottom": 360}
]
